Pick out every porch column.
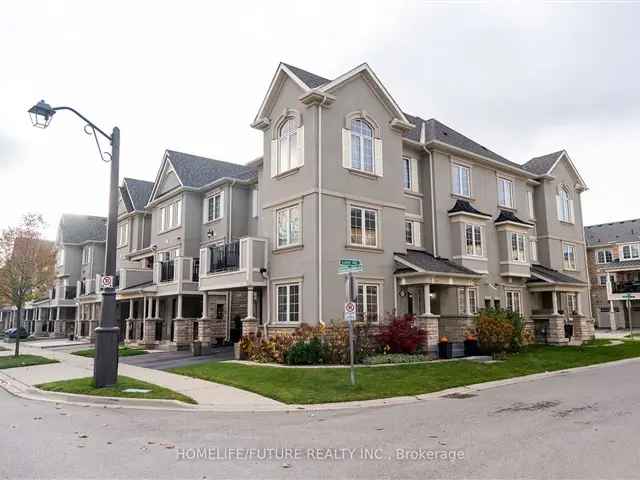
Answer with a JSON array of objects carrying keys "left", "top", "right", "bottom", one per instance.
[
  {"left": 242, "top": 287, "right": 258, "bottom": 337},
  {"left": 552, "top": 291, "right": 559, "bottom": 315},
  {"left": 422, "top": 284, "right": 432, "bottom": 316},
  {"left": 155, "top": 298, "right": 161, "bottom": 319},
  {"left": 576, "top": 292, "right": 583, "bottom": 316},
  {"left": 609, "top": 300, "right": 617, "bottom": 330},
  {"left": 547, "top": 289, "right": 567, "bottom": 345},
  {"left": 127, "top": 299, "right": 134, "bottom": 320},
  {"left": 176, "top": 294, "right": 183, "bottom": 319},
  {"left": 201, "top": 291, "right": 209, "bottom": 319},
  {"left": 416, "top": 283, "right": 439, "bottom": 357}
]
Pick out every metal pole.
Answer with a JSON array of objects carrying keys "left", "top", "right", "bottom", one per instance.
[
  {"left": 14, "top": 306, "right": 21, "bottom": 357},
  {"left": 628, "top": 299, "right": 633, "bottom": 340},
  {"left": 93, "top": 126, "right": 120, "bottom": 387},
  {"left": 346, "top": 273, "right": 356, "bottom": 386}
]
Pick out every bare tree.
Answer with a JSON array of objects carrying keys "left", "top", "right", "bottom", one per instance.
[{"left": 0, "top": 214, "right": 55, "bottom": 356}]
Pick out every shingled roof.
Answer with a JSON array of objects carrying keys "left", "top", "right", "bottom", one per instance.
[
  {"left": 124, "top": 178, "right": 154, "bottom": 211},
  {"left": 283, "top": 63, "right": 330, "bottom": 89},
  {"left": 495, "top": 210, "right": 533, "bottom": 226},
  {"left": 165, "top": 150, "right": 257, "bottom": 189},
  {"left": 448, "top": 199, "right": 491, "bottom": 218},
  {"left": 59, "top": 214, "right": 107, "bottom": 244},
  {"left": 585, "top": 218, "right": 640, "bottom": 247},
  {"left": 522, "top": 151, "right": 564, "bottom": 175},
  {"left": 395, "top": 250, "right": 481, "bottom": 276},
  {"left": 530, "top": 264, "right": 585, "bottom": 285}
]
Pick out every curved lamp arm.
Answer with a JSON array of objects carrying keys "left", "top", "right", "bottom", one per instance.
[{"left": 52, "top": 106, "right": 112, "bottom": 142}]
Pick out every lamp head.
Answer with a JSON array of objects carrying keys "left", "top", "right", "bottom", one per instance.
[{"left": 28, "top": 100, "right": 55, "bottom": 128}]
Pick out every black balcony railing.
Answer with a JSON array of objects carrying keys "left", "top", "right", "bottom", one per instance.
[
  {"left": 612, "top": 281, "right": 640, "bottom": 294},
  {"left": 192, "top": 258, "right": 200, "bottom": 282},
  {"left": 64, "top": 286, "right": 77, "bottom": 300},
  {"left": 51, "top": 288, "right": 56, "bottom": 299},
  {"left": 80, "top": 281, "right": 86, "bottom": 296},
  {"left": 160, "top": 260, "right": 175, "bottom": 283},
  {"left": 209, "top": 241, "right": 240, "bottom": 274}
]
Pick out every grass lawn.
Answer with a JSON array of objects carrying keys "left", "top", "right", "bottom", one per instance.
[
  {"left": 0, "top": 354, "right": 58, "bottom": 370},
  {"left": 72, "top": 346, "right": 148, "bottom": 358},
  {"left": 37, "top": 375, "right": 196, "bottom": 404},
  {"left": 170, "top": 341, "right": 640, "bottom": 404}
]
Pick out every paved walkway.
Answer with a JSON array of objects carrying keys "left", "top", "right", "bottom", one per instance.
[{"left": 1, "top": 344, "right": 284, "bottom": 410}]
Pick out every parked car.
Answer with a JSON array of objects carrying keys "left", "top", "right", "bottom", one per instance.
[{"left": 4, "top": 328, "right": 29, "bottom": 339}]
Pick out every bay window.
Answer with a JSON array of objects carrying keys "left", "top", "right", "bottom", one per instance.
[
  {"left": 510, "top": 232, "right": 527, "bottom": 263},
  {"left": 465, "top": 224, "right": 483, "bottom": 257}
]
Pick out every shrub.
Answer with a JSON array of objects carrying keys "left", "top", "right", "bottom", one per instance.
[
  {"left": 375, "top": 314, "right": 426, "bottom": 354},
  {"left": 475, "top": 308, "right": 528, "bottom": 355},
  {"left": 239, "top": 333, "right": 296, "bottom": 363},
  {"left": 284, "top": 338, "right": 326, "bottom": 365}
]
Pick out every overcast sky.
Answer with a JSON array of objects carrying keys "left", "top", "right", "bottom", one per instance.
[{"left": 1, "top": 1, "right": 639, "bottom": 239}]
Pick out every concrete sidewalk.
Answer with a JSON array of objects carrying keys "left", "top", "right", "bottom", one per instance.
[{"left": 1, "top": 345, "right": 285, "bottom": 411}]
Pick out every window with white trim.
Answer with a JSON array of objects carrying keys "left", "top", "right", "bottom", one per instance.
[
  {"left": 402, "top": 157, "right": 419, "bottom": 192},
  {"left": 82, "top": 246, "right": 92, "bottom": 264},
  {"left": 505, "top": 290, "right": 521, "bottom": 313},
  {"left": 350, "top": 119, "right": 374, "bottom": 174},
  {"left": 599, "top": 275, "right": 607, "bottom": 286},
  {"left": 498, "top": 177, "right": 514, "bottom": 208},
  {"left": 464, "top": 224, "right": 483, "bottom": 257},
  {"left": 204, "top": 192, "right": 224, "bottom": 223},
  {"left": 468, "top": 288, "right": 478, "bottom": 315},
  {"left": 276, "top": 283, "right": 300, "bottom": 323},
  {"left": 567, "top": 293, "right": 578, "bottom": 314},
  {"left": 276, "top": 204, "right": 301, "bottom": 248},
  {"left": 458, "top": 287, "right": 478, "bottom": 315},
  {"left": 405, "top": 221, "right": 421, "bottom": 247},
  {"left": 56, "top": 249, "right": 65, "bottom": 267},
  {"left": 558, "top": 187, "right": 573, "bottom": 223},
  {"left": 277, "top": 118, "right": 298, "bottom": 175},
  {"left": 350, "top": 206, "right": 378, "bottom": 247},
  {"left": 510, "top": 232, "right": 527, "bottom": 263},
  {"left": 356, "top": 283, "right": 379, "bottom": 322},
  {"left": 117, "top": 222, "right": 129, "bottom": 248},
  {"left": 563, "top": 243, "right": 577, "bottom": 270},
  {"left": 596, "top": 249, "right": 613, "bottom": 264},
  {"left": 621, "top": 243, "right": 640, "bottom": 260},
  {"left": 159, "top": 199, "right": 182, "bottom": 232},
  {"left": 452, "top": 163, "right": 471, "bottom": 197},
  {"left": 529, "top": 239, "right": 538, "bottom": 263},
  {"left": 527, "top": 190, "right": 535, "bottom": 219}
]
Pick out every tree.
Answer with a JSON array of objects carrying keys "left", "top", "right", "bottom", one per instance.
[{"left": 0, "top": 214, "right": 55, "bottom": 356}]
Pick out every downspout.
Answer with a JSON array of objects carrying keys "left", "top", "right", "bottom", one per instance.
[
  {"left": 317, "top": 94, "right": 331, "bottom": 325},
  {"left": 423, "top": 146, "right": 437, "bottom": 257}
]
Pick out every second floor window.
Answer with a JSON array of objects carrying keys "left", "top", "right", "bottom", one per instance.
[
  {"left": 510, "top": 232, "right": 527, "bottom": 263},
  {"left": 498, "top": 177, "right": 514, "bottom": 208},
  {"left": 117, "top": 222, "right": 128, "bottom": 248},
  {"left": 465, "top": 224, "right": 483, "bottom": 257},
  {"left": 452, "top": 163, "right": 471, "bottom": 197},
  {"left": 558, "top": 187, "right": 573, "bottom": 223},
  {"left": 527, "top": 190, "right": 535, "bottom": 219},
  {"left": 596, "top": 249, "right": 613, "bottom": 264},
  {"left": 276, "top": 204, "right": 301, "bottom": 248},
  {"left": 563, "top": 243, "right": 577, "bottom": 270},
  {"left": 205, "top": 192, "right": 224, "bottom": 223},
  {"left": 82, "top": 246, "right": 92, "bottom": 264},
  {"left": 57, "top": 249, "right": 65, "bottom": 267},
  {"left": 350, "top": 206, "right": 378, "bottom": 247},
  {"left": 405, "top": 221, "right": 421, "bottom": 247},
  {"left": 350, "top": 119, "right": 374, "bottom": 174},
  {"left": 530, "top": 240, "right": 538, "bottom": 263},
  {"left": 277, "top": 118, "right": 297, "bottom": 175},
  {"left": 160, "top": 200, "right": 182, "bottom": 232},
  {"left": 622, "top": 243, "right": 640, "bottom": 260}
]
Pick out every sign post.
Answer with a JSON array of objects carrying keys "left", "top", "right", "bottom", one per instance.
[
  {"left": 340, "top": 263, "right": 360, "bottom": 386},
  {"left": 623, "top": 293, "right": 635, "bottom": 339}
]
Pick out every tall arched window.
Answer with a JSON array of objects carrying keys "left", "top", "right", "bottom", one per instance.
[
  {"left": 278, "top": 118, "right": 297, "bottom": 174},
  {"left": 350, "top": 119, "right": 374, "bottom": 173},
  {"left": 559, "top": 187, "right": 572, "bottom": 222}
]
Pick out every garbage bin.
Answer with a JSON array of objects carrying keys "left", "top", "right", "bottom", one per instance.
[{"left": 191, "top": 340, "right": 202, "bottom": 356}]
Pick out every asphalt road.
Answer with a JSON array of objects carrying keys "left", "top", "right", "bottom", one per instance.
[
  {"left": 119, "top": 346, "right": 234, "bottom": 370},
  {"left": 2, "top": 359, "right": 640, "bottom": 479}
]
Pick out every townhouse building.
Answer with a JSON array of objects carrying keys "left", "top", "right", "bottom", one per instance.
[{"left": 585, "top": 218, "right": 640, "bottom": 330}]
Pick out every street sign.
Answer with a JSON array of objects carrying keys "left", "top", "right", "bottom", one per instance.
[
  {"left": 623, "top": 293, "right": 636, "bottom": 300},
  {"left": 338, "top": 258, "right": 363, "bottom": 275},
  {"left": 101, "top": 275, "right": 114, "bottom": 289},
  {"left": 344, "top": 301, "right": 356, "bottom": 322}
]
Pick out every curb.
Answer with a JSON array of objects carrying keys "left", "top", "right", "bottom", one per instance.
[{"left": 2, "top": 355, "right": 640, "bottom": 413}]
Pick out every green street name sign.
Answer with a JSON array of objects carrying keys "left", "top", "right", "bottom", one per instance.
[
  {"left": 338, "top": 258, "right": 363, "bottom": 274},
  {"left": 622, "top": 293, "right": 636, "bottom": 300}
]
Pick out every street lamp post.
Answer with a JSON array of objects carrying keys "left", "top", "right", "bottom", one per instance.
[{"left": 28, "top": 100, "right": 120, "bottom": 387}]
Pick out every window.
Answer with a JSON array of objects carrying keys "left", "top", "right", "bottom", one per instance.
[
  {"left": 452, "top": 163, "right": 471, "bottom": 197},
  {"left": 159, "top": 199, "right": 182, "bottom": 232},
  {"left": 529, "top": 240, "right": 538, "bottom": 263},
  {"left": 205, "top": 192, "right": 224, "bottom": 223},
  {"left": 215, "top": 304, "right": 224, "bottom": 320},
  {"left": 567, "top": 293, "right": 578, "bottom": 314},
  {"left": 527, "top": 190, "right": 535, "bottom": 219},
  {"left": 599, "top": 275, "right": 607, "bottom": 286},
  {"left": 563, "top": 243, "right": 577, "bottom": 270},
  {"left": 276, "top": 283, "right": 300, "bottom": 323},
  {"left": 505, "top": 290, "right": 521, "bottom": 313},
  {"left": 621, "top": 244, "right": 640, "bottom": 260},
  {"left": 498, "top": 177, "right": 514, "bottom": 208},
  {"left": 350, "top": 206, "right": 378, "bottom": 247},
  {"left": 350, "top": 119, "right": 374, "bottom": 173},
  {"left": 458, "top": 288, "right": 478, "bottom": 315},
  {"left": 558, "top": 187, "right": 573, "bottom": 223},
  {"left": 82, "top": 246, "right": 92, "bottom": 264},
  {"left": 356, "top": 283, "right": 379, "bottom": 322},
  {"left": 402, "top": 157, "right": 419, "bottom": 192},
  {"left": 277, "top": 118, "right": 298, "bottom": 174},
  {"left": 468, "top": 288, "right": 478, "bottom": 315},
  {"left": 276, "top": 204, "right": 301, "bottom": 248},
  {"left": 465, "top": 224, "right": 483, "bottom": 257},
  {"left": 56, "top": 249, "right": 65, "bottom": 267},
  {"left": 405, "top": 221, "right": 421, "bottom": 247},
  {"left": 117, "top": 222, "right": 128, "bottom": 248},
  {"left": 251, "top": 189, "right": 258, "bottom": 218},
  {"left": 510, "top": 233, "right": 527, "bottom": 263},
  {"left": 596, "top": 249, "right": 613, "bottom": 264}
]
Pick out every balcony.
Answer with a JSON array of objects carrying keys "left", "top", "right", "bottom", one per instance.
[
  {"left": 152, "top": 256, "right": 200, "bottom": 294},
  {"left": 160, "top": 261, "right": 175, "bottom": 283},
  {"left": 612, "top": 281, "right": 640, "bottom": 294},
  {"left": 117, "top": 268, "right": 153, "bottom": 291},
  {"left": 606, "top": 279, "right": 640, "bottom": 301},
  {"left": 64, "top": 286, "right": 77, "bottom": 300},
  {"left": 199, "top": 237, "right": 268, "bottom": 291}
]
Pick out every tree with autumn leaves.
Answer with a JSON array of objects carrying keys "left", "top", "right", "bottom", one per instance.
[{"left": 0, "top": 214, "right": 55, "bottom": 356}]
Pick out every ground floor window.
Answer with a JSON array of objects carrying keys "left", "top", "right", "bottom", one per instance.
[
  {"left": 356, "top": 283, "right": 379, "bottom": 322},
  {"left": 505, "top": 290, "right": 522, "bottom": 313},
  {"left": 457, "top": 287, "right": 478, "bottom": 315},
  {"left": 276, "top": 283, "right": 300, "bottom": 323},
  {"left": 567, "top": 293, "right": 578, "bottom": 314}
]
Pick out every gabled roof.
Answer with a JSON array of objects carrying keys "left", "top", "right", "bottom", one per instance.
[
  {"left": 119, "top": 186, "right": 134, "bottom": 212},
  {"left": 282, "top": 63, "right": 330, "bottom": 89},
  {"left": 394, "top": 250, "right": 481, "bottom": 277},
  {"left": 448, "top": 199, "right": 491, "bottom": 218},
  {"left": 123, "top": 178, "right": 154, "bottom": 211},
  {"left": 59, "top": 214, "right": 107, "bottom": 245},
  {"left": 529, "top": 264, "right": 586, "bottom": 285},
  {"left": 523, "top": 150, "right": 587, "bottom": 189},
  {"left": 585, "top": 218, "right": 640, "bottom": 247}
]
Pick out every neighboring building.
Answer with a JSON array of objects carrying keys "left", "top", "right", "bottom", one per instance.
[
  {"left": 0, "top": 305, "right": 16, "bottom": 330},
  {"left": 585, "top": 218, "right": 640, "bottom": 329}
]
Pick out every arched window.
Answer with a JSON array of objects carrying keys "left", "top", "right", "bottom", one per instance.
[
  {"left": 350, "top": 119, "right": 374, "bottom": 173},
  {"left": 277, "top": 118, "right": 297, "bottom": 174},
  {"left": 559, "top": 187, "right": 572, "bottom": 222}
]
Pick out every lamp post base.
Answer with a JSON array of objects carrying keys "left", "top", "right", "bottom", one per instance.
[{"left": 93, "top": 326, "right": 120, "bottom": 387}]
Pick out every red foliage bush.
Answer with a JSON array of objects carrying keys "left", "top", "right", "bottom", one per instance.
[{"left": 375, "top": 314, "right": 426, "bottom": 354}]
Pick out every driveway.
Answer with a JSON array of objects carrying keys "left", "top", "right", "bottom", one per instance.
[{"left": 120, "top": 346, "right": 234, "bottom": 370}]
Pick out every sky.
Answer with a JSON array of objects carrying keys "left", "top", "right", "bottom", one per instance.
[{"left": 1, "top": 1, "right": 639, "bottom": 240}]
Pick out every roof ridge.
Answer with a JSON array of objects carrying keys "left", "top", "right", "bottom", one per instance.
[
  {"left": 585, "top": 217, "right": 640, "bottom": 228},
  {"left": 166, "top": 149, "right": 251, "bottom": 169}
]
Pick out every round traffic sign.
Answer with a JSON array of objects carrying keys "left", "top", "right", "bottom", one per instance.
[{"left": 345, "top": 301, "right": 356, "bottom": 314}]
